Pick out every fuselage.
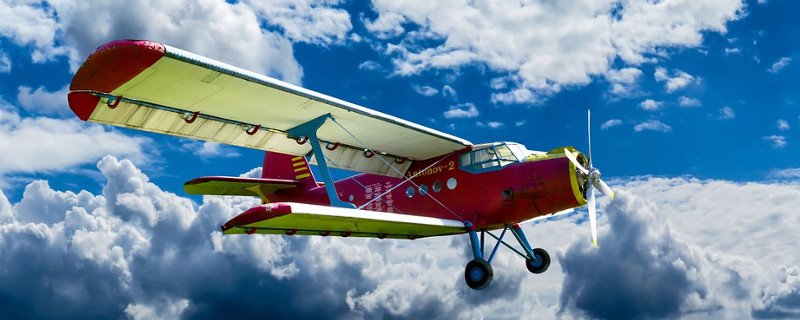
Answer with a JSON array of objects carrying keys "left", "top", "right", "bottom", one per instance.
[{"left": 270, "top": 143, "right": 589, "bottom": 229}]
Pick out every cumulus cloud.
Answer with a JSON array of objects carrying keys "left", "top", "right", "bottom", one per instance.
[
  {"left": 600, "top": 119, "right": 622, "bottom": 130},
  {"left": 767, "top": 57, "right": 791, "bottom": 73},
  {"left": 181, "top": 141, "right": 241, "bottom": 159},
  {"left": 605, "top": 68, "right": 643, "bottom": 98},
  {"left": 678, "top": 96, "right": 702, "bottom": 107},
  {"left": 17, "top": 85, "right": 70, "bottom": 116},
  {"left": 777, "top": 119, "right": 790, "bottom": 131},
  {"left": 4, "top": 0, "right": 353, "bottom": 84},
  {"left": 763, "top": 135, "right": 787, "bottom": 148},
  {"left": 3, "top": 158, "right": 800, "bottom": 319},
  {"left": 0, "top": 156, "right": 541, "bottom": 319},
  {"left": 634, "top": 119, "right": 672, "bottom": 132},
  {"left": 476, "top": 121, "right": 504, "bottom": 129},
  {"left": 560, "top": 177, "right": 800, "bottom": 319},
  {"left": 717, "top": 106, "right": 736, "bottom": 120},
  {"left": 654, "top": 67, "right": 697, "bottom": 93},
  {"left": 0, "top": 102, "right": 148, "bottom": 178},
  {"left": 0, "top": 50, "right": 10, "bottom": 73},
  {"left": 639, "top": 99, "right": 663, "bottom": 111},
  {"left": 366, "top": 0, "right": 742, "bottom": 104},
  {"left": 242, "top": 0, "right": 352, "bottom": 45},
  {"left": 412, "top": 84, "right": 438, "bottom": 96},
  {"left": 443, "top": 103, "right": 479, "bottom": 119}
]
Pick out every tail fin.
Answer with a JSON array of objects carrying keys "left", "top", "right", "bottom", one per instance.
[{"left": 262, "top": 151, "right": 317, "bottom": 185}]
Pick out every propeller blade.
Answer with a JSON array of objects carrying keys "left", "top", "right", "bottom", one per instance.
[
  {"left": 564, "top": 148, "right": 589, "bottom": 174},
  {"left": 592, "top": 178, "right": 615, "bottom": 198},
  {"left": 588, "top": 186, "right": 597, "bottom": 246}
]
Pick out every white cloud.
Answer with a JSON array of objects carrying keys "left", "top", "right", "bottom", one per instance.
[
  {"left": 654, "top": 67, "right": 697, "bottom": 93},
  {"left": 763, "top": 135, "right": 787, "bottom": 148},
  {"left": 16, "top": 85, "right": 70, "bottom": 116},
  {"left": 477, "top": 121, "right": 504, "bottom": 129},
  {"left": 515, "top": 120, "right": 527, "bottom": 127},
  {"left": 639, "top": 99, "right": 663, "bottom": 111},
  {"left": 678, "top": 96, "right": 702, "bottom": 107},
  {"left": 724, "top": 47, "right": 741, "bottom": 55},
  {"left": 605, "top": 68, "right": 643, "bottom": 98},
  {"left": 367, "top": 0, "right": 742, "bottom": 104},
  {"left": 0, "top": 50, "right": 10, "bottom": 73},
  {"left": 767, "top": 57, "right": 791, "bottom": 73},
  {"left": 717, "top": 106, "right": 736, "bottom": 120},
  {"left": 3, "top": 158, "right": 800, "bottom": 319},
  {"left": 634, "top": 119, "right": 672, "bottom": 132},
  {"left": 600, "top": 119, "right": 622, "bottom": 130},
  {"left": 777, "top": 119, "right": 790, "bottom": 131},
  {"left": 0, "top": 102, "right": 148, "bottom": 177},
  {"left": 443, "top": 103, "right": 479, "bottom": 119},
  {"left": 358, "top": 60, "right": 382, "bottom": 71},
  {"left": 5, "top": 0, "right": 344, "bottom": 84},
  {"left": 769, "top": 168, "right": 800, "bottom": 179},
  {"left": 181, "top": 141, "right": 241, "bottom": 159},
  {"left": 243, "top": 0, "right": 352, "bottom": 45},
  {"left": 412, "top": 84, "right": 438, "bottom": 96},
  {"left": 442, "top": 85, "right": 457, "bottom": 100}
]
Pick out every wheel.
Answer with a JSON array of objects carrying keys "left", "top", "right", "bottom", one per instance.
[
  {"left": 525, "top": 248, "right": 551, "bottom": 274},
  {"left": 464, "top": 259, "right": 493, "bottom": 290}
]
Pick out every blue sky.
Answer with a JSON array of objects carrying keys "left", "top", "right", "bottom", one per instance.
[{"left": 1, "top": 0, "right": 799, "bottom": 319}]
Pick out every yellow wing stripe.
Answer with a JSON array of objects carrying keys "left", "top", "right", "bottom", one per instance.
[
  {"left": 295, "top": 173, "right": 311, "bottom": 179},
  {"left": 294, "top": 167, "right": 308, "bottom": 172}
]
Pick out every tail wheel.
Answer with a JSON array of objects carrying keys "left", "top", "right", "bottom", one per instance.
[
  {"left": 525, "top": 248, "right": 550, "bottom": 274},
  {"left": 464, "top": 259, "right": 493, "bottom": 290}
]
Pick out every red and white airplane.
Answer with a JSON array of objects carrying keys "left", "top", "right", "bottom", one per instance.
[{"left": 68, "top": 40, "right": 614, "bottom": 290}]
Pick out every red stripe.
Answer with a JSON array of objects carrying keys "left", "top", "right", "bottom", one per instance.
[
  {"left": 220, "top": 203, "right": 293, "bottom": 232},
  {"left": 69, "top": 40, "right": 165, "bottom": 93}
]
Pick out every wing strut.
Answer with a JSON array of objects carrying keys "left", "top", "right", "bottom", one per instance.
[{"left": 287, "top": 114, "right": 355, "bottom": 209}]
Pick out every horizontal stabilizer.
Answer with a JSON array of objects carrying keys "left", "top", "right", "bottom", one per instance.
[
  {"left": 221, "top": 202, "right": 466, "bottom": 240},
  {"left": 184, "top": 176, "right": 300, "bottom": 197}
]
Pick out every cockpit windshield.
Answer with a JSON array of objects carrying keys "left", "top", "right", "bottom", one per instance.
[{"left": 459, "top": 142, "right": 528, "bottom": 173}]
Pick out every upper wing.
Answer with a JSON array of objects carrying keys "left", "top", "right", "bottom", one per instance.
[
  {"left": 222, "top": 202, "right": 467, "bottom": 239},
  {"left": 68, "top": 40, "right": 471, "bottom": 177}
]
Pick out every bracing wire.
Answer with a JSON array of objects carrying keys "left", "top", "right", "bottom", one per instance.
[{"left": 329, "top": 117, "right": 466, "bottom": 222}]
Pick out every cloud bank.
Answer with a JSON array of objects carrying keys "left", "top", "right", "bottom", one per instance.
[{"left": 2, "top": 158, "right": 799, "bottom": 319}]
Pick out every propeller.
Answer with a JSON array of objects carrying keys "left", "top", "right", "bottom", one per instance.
[{"left": 564, "top": 109, "right": 614, "bottom": 246}]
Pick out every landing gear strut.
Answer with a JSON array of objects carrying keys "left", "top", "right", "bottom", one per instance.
[{"left": 463, "top": 222, "right": 549, "bottom": 290}]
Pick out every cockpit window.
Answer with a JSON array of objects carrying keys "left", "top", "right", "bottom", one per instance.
[{"left": 459, "top": 143, "right": 522, "bottom": 173}]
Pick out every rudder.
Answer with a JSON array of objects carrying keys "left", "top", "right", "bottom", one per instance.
[{"left": 262, "top": 151, "right": 317, "bottom": 185}]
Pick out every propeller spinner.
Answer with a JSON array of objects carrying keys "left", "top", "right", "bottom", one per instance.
[{"left": 564, "top": 110, "right": 614, "bottom": 246}]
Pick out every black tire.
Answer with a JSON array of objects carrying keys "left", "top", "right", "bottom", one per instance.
[
  {"left": 526, "top": 248, "right": 551, "bottom": 274},
  {"left": 464, "top": 259, "right": 493, "bottom": 290}
]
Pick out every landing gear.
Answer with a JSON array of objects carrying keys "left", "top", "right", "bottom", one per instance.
[
  {"left": 525, "top": 248, "right": 550, "bottom": 274},
  {"left": 463, "top": 222, "right": 549, "bottom": 290},
  {"left": 465, "top": 259, "right": 493, "bottom": 290}
]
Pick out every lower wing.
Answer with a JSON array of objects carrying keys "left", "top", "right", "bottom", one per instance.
[{"left": 222, "top": 202, "right": 466, "bottom": 239}]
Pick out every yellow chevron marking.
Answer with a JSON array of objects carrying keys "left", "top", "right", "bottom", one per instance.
[
  {"left": 295, "top": 173, "right": 311, "bottom": 179},
  {"left": 292, "top": 162, "right": 305, "bottom": 167},
  {"left": 291, "top": 157, "right": 304, "bottom": 161},
  {"left": 294, "top": 167, "right": 308, "bottom": 172}
]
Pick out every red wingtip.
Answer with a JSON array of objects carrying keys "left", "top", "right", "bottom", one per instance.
[
  {"left": 67, "top": 92, "right": 100, "bottom": 121},
  {"left": 70, "top": 39, "right": 166, "bottom": 93}
]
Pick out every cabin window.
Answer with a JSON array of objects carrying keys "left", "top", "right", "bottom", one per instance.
[
  {"left": 447, "top": 178, "right": 457, "bottom": 190},
  {"left": 420, "top": 184, "right": 428, "bottom": 195},
  {"left": 406, "top": 186, "right": 415, "bottom": 198},
  {"left": 432, "top": 181, "right": 443, "bottom": 192},
  {"left": 459, "top": 143, "right": 520, "bottom": 173}
]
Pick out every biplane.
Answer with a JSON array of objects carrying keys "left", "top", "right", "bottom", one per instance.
[{"left": 68, "top": 40, "right": 614, "bottom": 290}]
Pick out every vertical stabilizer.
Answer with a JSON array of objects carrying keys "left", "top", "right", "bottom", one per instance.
[{"left": 262, "top": 151, "right": 317, "bottom": 185}]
